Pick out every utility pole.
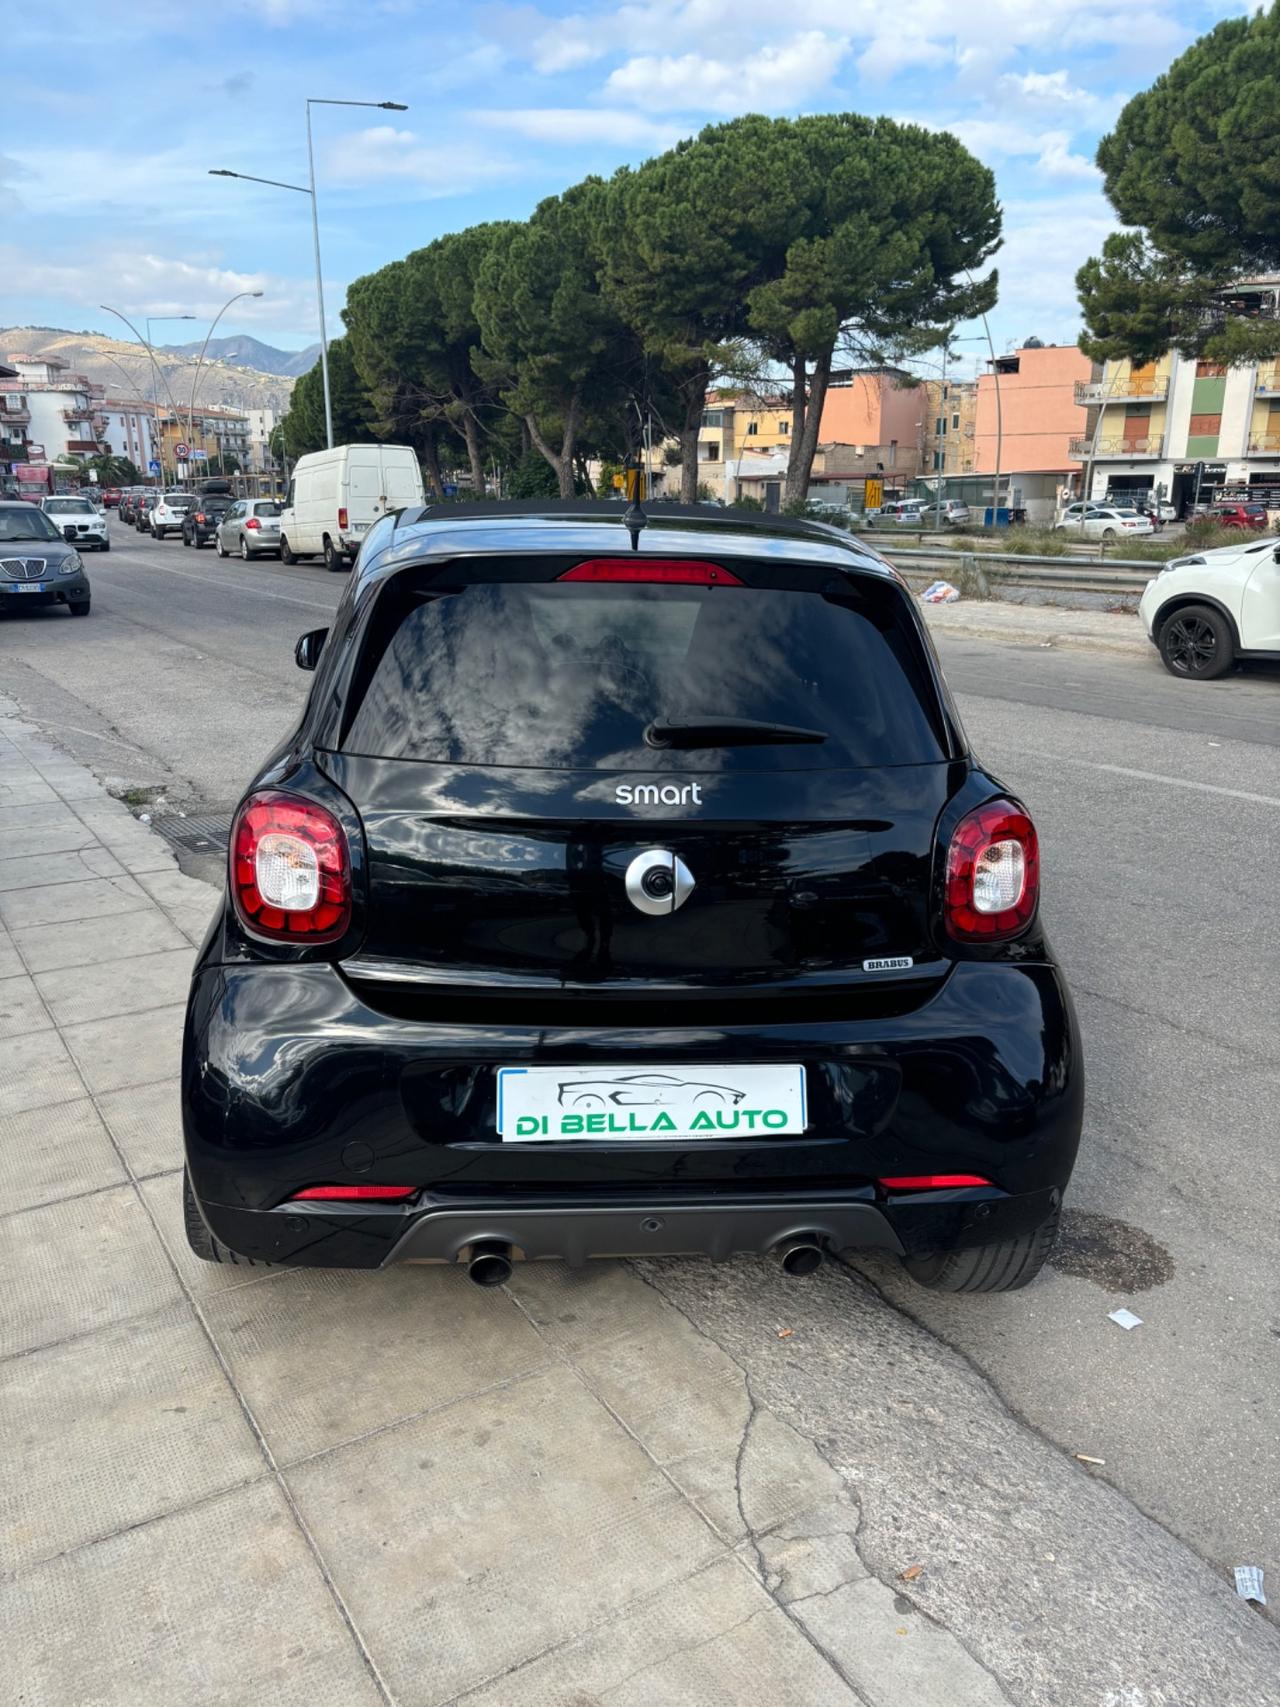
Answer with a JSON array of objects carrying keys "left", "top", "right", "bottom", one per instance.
[{"left": 934, "top": 332, "right": 949, "bottom": 531}]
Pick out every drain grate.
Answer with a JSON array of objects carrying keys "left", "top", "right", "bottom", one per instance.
[{"left": 149, "top": 811, "right": 235, "bottom": 856}]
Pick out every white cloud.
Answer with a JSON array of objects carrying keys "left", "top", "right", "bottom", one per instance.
[
  {"left": 1034, "top": 132, "right": 1101, "bottom": 181},
  {"left": 993, "top": 190, "right": 1119, "bottom": 337},
  {"left": 1000, "top": 68, "right": 1094, "bottom": 109},
  {"left": 530, "top": 14, "right": 601, "bottom": 72},
  {"left": 476, "top": 108, "right": 691, "bottom": 148},
  {"left": 322, "top": 126, "right": 517, "bottom": 194},
  {"left": 605, "top": 30, "right": 849, "bottom": 113}
]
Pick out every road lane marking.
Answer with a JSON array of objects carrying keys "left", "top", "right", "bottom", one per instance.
[
  {"left": 1010, "top": 749, "right": 1280, "bottom": 808},
  {"left": 97, "top": 554, "right": 335, "bottom": 612}
]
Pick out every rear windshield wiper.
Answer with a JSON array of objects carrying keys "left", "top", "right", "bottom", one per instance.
[{"left": 645, "top": 716, "right": 828, "bottom": 749}]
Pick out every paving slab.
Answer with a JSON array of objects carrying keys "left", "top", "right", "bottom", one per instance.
[
  {"left": 203, "top": 1265, "right": 551, "bottom": 1464},
  {"left": 0, "top": 1304, "right": 263, "bottom": 1572},
  {"left": 0, "top": 970, "right": 52, "bottom": 1040},
  {"left": 0, "top": 926, "right": 22, "bottom": 980},
  {"left": 8, "top": 904, "right": 191, "bottom": 973},
  {"left": 0, "top": 872, "right": 152, "bottom": 930},
  {"left": 288, "top": 1361, "right": 726, "bottom": 1707},
  {"left": 60, "top": 1001, "right": 185, "bottom": 1094},
  {"left": 0, "top": 1097, "right": 125, "bottom": 1215},
  {"left": 0, "top": 1185, "right": 183, "bottom": 1357},
  {"left": 98, "top": 1077, "right": 186, "bottom": 1179},
  {"left": 35, "top": 946, "right": 196, "bottom": 1027},
  {"left": 0, "top": 1027, "right": 84, "bottom": 1118},
  {"left": 2, "top": 1480, "right": 386, "bottom": 1707},
  {"left": 0, "top": 845, "right": 125, "bottom": 893},
  {"left": 0, "top": 819, "right": 99, "bottom": 859},
  {"left": 456, "top": 1554, "right": 863, "bottom": 1707}
]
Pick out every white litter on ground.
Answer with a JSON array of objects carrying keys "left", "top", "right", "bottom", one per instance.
[
  {"left": 1234, "top": 1565, "right": 1266, "bottom": 1605},
  {"left": 1108, "top": 1308, "right": 1143, "bottom": 1330},
  {"left": 921, "top": 580, "right": 960, "bottom": 604}
]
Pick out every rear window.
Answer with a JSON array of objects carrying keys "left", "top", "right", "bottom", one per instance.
[
  {"left": 341, "top": 576, "right": 945, "bottom": 771},
  {"left": 252, "top": 502, "right": 282, "bottom": 517}
]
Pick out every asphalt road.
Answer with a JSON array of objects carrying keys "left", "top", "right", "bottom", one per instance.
[{"left": 3, "top": 514, "right": 1278, "bottom": 1643}]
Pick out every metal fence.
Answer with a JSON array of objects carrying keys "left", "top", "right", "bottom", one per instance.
[{"left": 881, "top": 545, "right": 1154, "bottom": 596}]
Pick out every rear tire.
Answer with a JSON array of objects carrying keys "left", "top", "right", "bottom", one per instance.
[
  {"left": 240, "top": 537, "right": 250, "bottom": 561},
  {"left": 323, "top": 535, "right": 345, "bottom": 572},
  {"left": 1158, "top": 603, "right": 1235, "bottom": 681},
  {"left": 215, "top": 535, "right": 227, "bottom": 558},
  {"left": 182, "top": 1168, "right": 268, "bottom": 1266},
  {"left": 280, "top": 535, "right": 295, "bottom": 564},
  {"left": 902, "top": 1208, "right": 1059, "bottom": 1293},
  {"left": 182, "top": 532, "right": 191, "bottom": 547}
]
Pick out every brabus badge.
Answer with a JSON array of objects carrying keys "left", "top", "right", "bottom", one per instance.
[{"left": 863, "top": 956, "right": 914, "bottom": 972}]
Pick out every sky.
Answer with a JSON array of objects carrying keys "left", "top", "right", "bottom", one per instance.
[{"left": 1, "top": 0, "right": 1255, "bottom": 379}]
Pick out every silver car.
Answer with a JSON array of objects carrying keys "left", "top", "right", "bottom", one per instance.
[
  {"left": 39, "top": 495, "right": 110, "bottom": 551},
  {"left": 216, "top": 499, "right": 283, "bottom": 560}
]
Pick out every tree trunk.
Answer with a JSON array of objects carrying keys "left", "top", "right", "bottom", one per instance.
[
  {"left": 784, "top": 347, "right": 834, "bottom": 507},
  {"left": 461, "top": 411, "right": 485, "bottom": 493},
  {"left": 526, "top": 391, "right": 581, "bottom": 498},
  {"left": 679, "top": 373, "right": 709, "bottom": 503},
  {"left": 420, "top": 430, "right": 445, "bottom": 499},
  {"left": 790, "top": 358, "right": 807, "bottom": 446}
]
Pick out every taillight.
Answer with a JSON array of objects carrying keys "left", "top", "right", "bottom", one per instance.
[
  {"left": 245, "top": 516, "right": 261, "bottom": 530},
  {"left": 879, "top": 1174, "right": 993, "bottom": 1191},
  {"left": 195, "top": 511, "right": 206, "bottom": 522},
  {"left": 337, "top": 507, "right": 348, "bottom": 530},
  {"left": 944, "top": 799, "right": 1039, "bottom": 943},
  {"left": 231, "top": 791, "right": 351, "bottom": 942},
  {"left": 290, "top": 1184, "right": 415, "bottom": 1202},
  {"left": 558, "top": 558, "right": 744, "bottom": 585}
]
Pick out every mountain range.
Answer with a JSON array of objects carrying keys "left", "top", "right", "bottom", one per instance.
[{"left": 0, "top": 326, "right": 316, "bottom": 416}]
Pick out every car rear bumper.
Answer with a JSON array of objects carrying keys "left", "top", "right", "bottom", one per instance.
[{"left": 182, "top": 953, "right": 1083, "bottom": 1267}]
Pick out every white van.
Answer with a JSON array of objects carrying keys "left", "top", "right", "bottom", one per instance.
[{"left": 279, "top": 444, "right": 425, "bottom": 571}]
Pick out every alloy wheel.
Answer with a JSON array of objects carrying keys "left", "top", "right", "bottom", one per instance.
[{"left": 1164, "top": 614, "right": 1217, "bottom": 676}]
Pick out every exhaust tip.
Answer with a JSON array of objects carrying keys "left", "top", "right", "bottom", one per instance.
[
  {"left": 778, "top": 1238, "right": 824, "bottom": 1278},
  {"left": 467, "top": 1241, "right": 513, "bottom": 1287}
]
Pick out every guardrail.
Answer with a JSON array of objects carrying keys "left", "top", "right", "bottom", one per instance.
[{"left": 880, "top": 545, "right": 1155, "bottom": 596}]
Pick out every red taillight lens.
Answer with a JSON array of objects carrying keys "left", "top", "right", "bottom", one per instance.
[
  {"left": 944, "top": 799, "right": 1039, "bottom": 943},
  {"left": 290, "top": 1184, "right": 415, "bottom": 1202},
  {"left": 879, "top": 1174, "right": 993, "bottom": 1191},
  {"left": 196, "top": 512, "right": 206, "bottom": 522},
  {"left": 557, "top": 558, "right": 744, "bottom": 585},
  {"left": 231, "top": 792, "right": 351, "bottom": 943},
  {"left": 245, "top": 516, "right": 261, "bottom": 530},
  {"left": 337, "top": 507, "right": 348, "bottom": 530}
]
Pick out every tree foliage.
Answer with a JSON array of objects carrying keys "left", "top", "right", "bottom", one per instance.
[
  {"left": 1079, "top": 4, "right": 1280, "bottom": 362},
  {"left": 276, "top": 336, "right": 370, "bottom": 459}
]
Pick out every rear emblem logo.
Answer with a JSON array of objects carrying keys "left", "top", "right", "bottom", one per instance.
[
  {"left": 863, "top": 956, "right": 914, "bottom": 972},
  {"left": 624, "top": 849, "right": 695, "bottom": 916},
  {"left": 615, "top": 782, "right": 702, "bottom": 807}
]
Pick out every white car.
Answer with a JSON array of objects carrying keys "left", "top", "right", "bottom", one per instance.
[
  {"left": 149, "top": 492, "right": 197, "bottom": 540},
  {"left": 869, "top": 501, "right": 928, "bottom": 527},
  {"left": 1138, "top": 535, "right": 1280, "bottom": 680},
  {"left": 39, "top": 495, "right": 109, "bottom": 551},
  {"left": 1055, "top": 503, "right": 1156, "bottom": 540}
]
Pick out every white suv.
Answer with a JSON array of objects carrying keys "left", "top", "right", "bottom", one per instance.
[
  {"left": 1139, "top": 535, "right": 1280, "bottom": 679},
  {"left": 150, "top": 493, "right": 197, "bottom": 540}
]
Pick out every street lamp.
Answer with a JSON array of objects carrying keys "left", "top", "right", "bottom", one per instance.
[
  {"left": 100, "top": 307, "right": 193, "bottom": 486},
  {"left": 210, "top": 96, "right": 407, "bottom": 450},
  {"left": 187, "top": 290, "right": 265, "bottom": 460}
]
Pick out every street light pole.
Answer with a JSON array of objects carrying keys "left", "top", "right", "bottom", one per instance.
[
  {"left": 211, "top": 97, "right": 405, "bottom": 454},
  {"left": 100, "top": 307, "right": 192, "bottom": 487},
  {"left": 188, "top": 289, "right": 264, "bottom": 453}
]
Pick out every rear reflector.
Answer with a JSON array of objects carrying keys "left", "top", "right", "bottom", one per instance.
[
  {"left": 558, "top": 558, "right": 744, "bottom": 585},
  {"left": 878, "top": 1174, "right": 994, "bottom": 1191},
  {"left": 290, "top": 1184, "right": 417, "bottom": 1202},
  {"left": 337, "top": 507, "right": 348, "bottom": 530}
]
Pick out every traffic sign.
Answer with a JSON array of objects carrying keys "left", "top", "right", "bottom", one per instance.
[
  {"left": 191, "top": 449, "right": 208, "bottom": 461},
  {"left": 174, "top": 442, "right": 191, "bottom": 461},
  {"left": 148, "top": 459, "right": 161, "bottom": 475}
]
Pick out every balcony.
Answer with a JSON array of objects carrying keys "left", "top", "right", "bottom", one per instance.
[
  {"left": 1255, "top": 366, "right": 1280, "bottom": 397},
  {"left": 61, "top": 408, "right": 94, "bottom": 425},
  {"left": 1248, "top": 433, "right": 1280, "bottom": 454},
  {"left": 1075, "top": 377, "right": 1168, "bottom": 404},
  {"left": 65, "top": 438, "right": 107, "bottom": 454},
  {"left": 0, "top": 404, "right": 31, "bottom": 424},
  {"left": 1069, "top": 435, "right": 1165, "bottom": 459}
]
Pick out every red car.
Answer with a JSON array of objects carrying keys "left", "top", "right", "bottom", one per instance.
[
  {"left": 101, "top": 487, "right": 122, "bottom": 508},
  {"left": 1209, "top": 502, "right": 1268, "bottom": 530}
]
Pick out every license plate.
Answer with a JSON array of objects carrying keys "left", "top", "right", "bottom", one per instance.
[
  {"left": 14, "top": 583, "right": 44, "bottom": 593},
  {"left": 496, "top": 1064, "right": 807, "bottom": 1142}
]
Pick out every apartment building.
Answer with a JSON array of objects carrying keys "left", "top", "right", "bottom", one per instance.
[
  {"left": 100, "top": 399, "right": 158, "bottom": 472},
  {"left": 155, "top": 405, "right": 252, "bottom": 474},
  {"left": 4, "top": 355, "right": 109, "bottom": 464},
  {"left": 920, "top": 378, "right": 978, "bottom": 478}
]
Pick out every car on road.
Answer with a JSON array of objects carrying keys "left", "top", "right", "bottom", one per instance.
[
  {"left": 118, "top": 490, "right": 141, "bottom": 524},
  {"left": 134, "top": 494, "right": 158, "bottom": 533},
  {"left": 215, "top": 498, "right": 283, "bottom": 559},
  {"left": 181, "top": 495, "right": 234, "bottom": 548},
  {"left": 1139, "top": 533, "right": 1280, "bottom": 680},
  {"left": 182, "top": 500, "right": 1083, "bottom": 1293},
  {"left": 0, "top": 499, "right": 92, "bottom": 617},
  {"left": 279, "top": 443, "right": 426, "bottom": 570},
  {"left": 1054, "top": 503, "right": 1156, "bottom": 540},
  {"left": 100, "top": 486, "right": 122, "bottom": 509},
  {"left": 1207, "top": 501, "right": 1268, "bottom": 531},
  {"left": 39, "top": 495, "right": 110, "bottom": 551},
  {"left": 149, "top": 492, "right": 197, "bottom": 540},
  {"left": 867, "top": 500, "right": 928, "bottom": 527}
]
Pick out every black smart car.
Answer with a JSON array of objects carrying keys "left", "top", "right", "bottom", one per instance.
[
  {"left": 0, "top": 501, "right": 92, "bottom": 616},
  {"left": 182, "top": 502, "right": 1082, "bottom": 1291}
]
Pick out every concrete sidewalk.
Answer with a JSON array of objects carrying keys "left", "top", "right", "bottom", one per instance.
[
  {"left": 2, "top": 692, "right": 1276, "bottom": 1707},
  {"left": 920, "top": 597, "right": 1150, "bottom": 655}
]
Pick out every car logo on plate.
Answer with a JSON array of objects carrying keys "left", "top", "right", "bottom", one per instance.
[{"left": 624, "top": 848, "right": 695, "bottom": 916}]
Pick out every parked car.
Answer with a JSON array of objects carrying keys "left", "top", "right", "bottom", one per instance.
[
  {"left": 39, "top": 495, "right": 110, "bottom": 551},
  {"left": 1054, "top": 503, "right": 1156, "bottom": 540},
  {"left": 1139, "top": 534, "right": 1280, "bottom": 680},
  {"left": 1207, "top": 502, "right": 1268, "bottom": 531},
  {"left": 181, "top": 495, "right": 234, "bottom": 548},
  {"left": 0, "top": 500, "right": 92, "bottom": 616},
  {"left": 921, "top": 498, "right": 971, "bottom": 527},
  {"left": 868, "top": 500, "right": 928, "bottom": 527},
  {"left": 279, "top": 443, "right": 425, "bottom": 570},
  {"left": 118, "top": 490, "right": 140, "bottom": 524},
  {"left": 100, "top": 487, "right": 122, "bottom": 509},
  {"left": 134, "top": 494, "right": 158, "bottom": 533},
  {"left": 181, "top": 501, "right": 1083, "bottom": 1291},
  {"left": 215, "top": 499, "right": 283, "bottom": 559},
  {"left": 149, "top": 492, "right": 197, "bottom": 540}
]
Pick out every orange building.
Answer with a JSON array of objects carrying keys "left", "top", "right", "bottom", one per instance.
[
  {"left": 817, "top": 369, "right": 931, "bottom": 484},
  {"left": 974, "top": 346, "right": 1096, "bottom": 477}
]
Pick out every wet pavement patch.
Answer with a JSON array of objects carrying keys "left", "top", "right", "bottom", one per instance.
[{"left": 1049, "top": 1209, "right": 1175, "bottom": 1292}]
